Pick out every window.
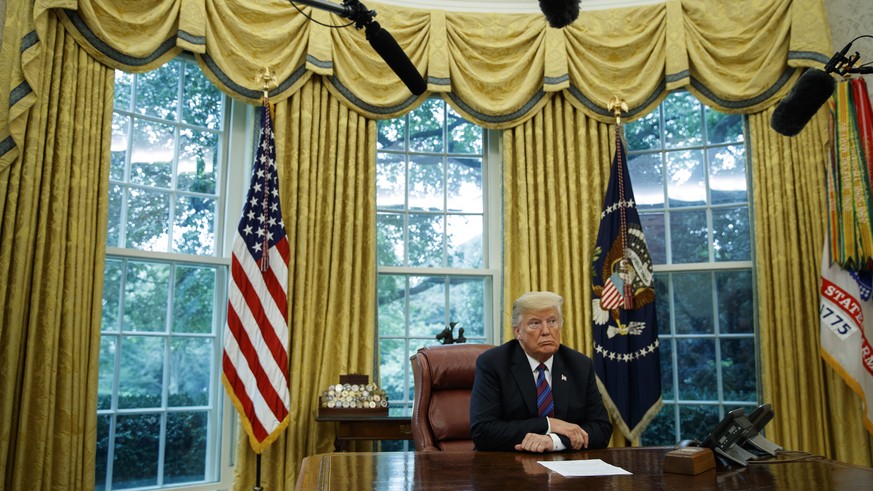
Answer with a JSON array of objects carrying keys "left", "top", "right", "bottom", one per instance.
[
  {"left": 375, "top": 99, "right": 501, "bottom": 420},
  {"left": 624, "top": 92, "right": 758, "bottom": 445},
  {"left": 98, "top": 58, "right": 250, "bottom": 490}
]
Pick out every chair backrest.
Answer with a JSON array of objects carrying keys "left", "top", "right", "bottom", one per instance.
[{"left": 410, "top": 343, "right": 493, "bottom": 452}]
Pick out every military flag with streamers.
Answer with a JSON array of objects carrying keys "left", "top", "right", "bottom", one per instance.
[
  {"left": 222, "top": 101, "right": 291, "bottom": 453},
  {"left": 591, "top": 131, "right": 662, "bottom": 441},
  {"left": 820, "top": 78, "right": 873, "bottom": 434}
]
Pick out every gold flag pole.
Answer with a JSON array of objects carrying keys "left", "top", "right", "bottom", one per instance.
[
  {"left": 256, "top": 66, "right": 275, "bottom": 104},
  {"left": 607, "top": 96, "right": 635, "bottom": 308}
]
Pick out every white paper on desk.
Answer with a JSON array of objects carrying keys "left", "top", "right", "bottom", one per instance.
[{"left": 537, "top": 459, "right": 632, "bottom": 477}]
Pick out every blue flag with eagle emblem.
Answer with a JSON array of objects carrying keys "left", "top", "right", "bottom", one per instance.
[{"left": 591, "top": 131, "right": 662, "bottom": 441}]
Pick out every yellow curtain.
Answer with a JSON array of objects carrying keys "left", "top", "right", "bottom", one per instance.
[
  {"left": 750, "top": 108, "right": 873, "bottom": 465},
  {"left": 232, "top": 79, "right": 377, "bottom": 489},
  {"left": 10, "top": 0, "right": 829, "bottom": 134},
  {"left": 0, "top": 13, "right": 113, "bottom": 491}
]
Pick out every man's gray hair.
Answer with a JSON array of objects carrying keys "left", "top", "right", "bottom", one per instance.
[{"left": 511, "top": 291, "right": 564, "bottom": 327}]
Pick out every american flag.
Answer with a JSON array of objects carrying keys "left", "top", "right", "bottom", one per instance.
[{"left": 222, "top": 102, "right": 291, "bottom": 453}]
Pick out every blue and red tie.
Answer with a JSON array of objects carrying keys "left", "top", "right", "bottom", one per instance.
[{"left": 536, "top": 363, "right": 554, "bottom": 417}]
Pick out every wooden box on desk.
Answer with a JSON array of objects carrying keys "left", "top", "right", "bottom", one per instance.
[{"left": 663, "top": 447, "right": 716, "bottom": 475}]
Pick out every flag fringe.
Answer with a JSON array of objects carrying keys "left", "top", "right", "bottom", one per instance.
[
  {"left": 222, "top": 373, "right": 292, "bottom": 454},
  {"left": 819, "top": 347, "right": 873, "bottom": 435},
  {"left": 595, "top": 376, "right": 664, "bottom": 442}
]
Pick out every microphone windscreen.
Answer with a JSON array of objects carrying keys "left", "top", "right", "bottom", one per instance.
[
  {"left": 539, "top": 0, "right": 580, "bottom": 29},
  {"left": 770, "top": 68, "right": 836, "bottom": 136},
  {"left": 366, "top": 22, "right": 427, "bottom": 96}
]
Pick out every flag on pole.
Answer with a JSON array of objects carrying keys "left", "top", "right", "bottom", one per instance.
[
  {"left": 591, "top": 130, "right": 662, "bottom": 441},
  {"left": 222, "top": 101, "right": 291, "bottom": 453},
  {"left": 820, "top": 78, "right": 873, "bottom": 434}
]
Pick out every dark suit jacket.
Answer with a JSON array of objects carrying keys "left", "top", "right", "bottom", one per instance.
[{"left": 470, "top": 340, "right": 612, "bottom": 451}]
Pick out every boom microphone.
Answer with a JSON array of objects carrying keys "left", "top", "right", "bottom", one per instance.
[
  {"left": 539, "top": 0, "right": 580, "bottom": 29},
  {"left": 292, "top": 0, "right": 426, "bottom": 95},
  {"left": 365, "top": 21, "right": 427, "bottom": 96},
  {"left": 770, "top": 68, "right": 836, "bottom": 137}
]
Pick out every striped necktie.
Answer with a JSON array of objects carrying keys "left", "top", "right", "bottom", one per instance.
[{"left": 536, "top": 363, "right": 554, "bottom": 417}]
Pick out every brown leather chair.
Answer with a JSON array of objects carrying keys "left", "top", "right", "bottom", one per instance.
[{"left": 410, "top": 343, "right": 493, "bottom": 452}]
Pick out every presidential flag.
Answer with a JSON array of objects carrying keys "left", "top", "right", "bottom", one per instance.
[
  {"left": 222, "top": 101, "right": 291, "bottom": 453},
  {"left": 591, "top": 131, "right": 662, "bottom": 441}
]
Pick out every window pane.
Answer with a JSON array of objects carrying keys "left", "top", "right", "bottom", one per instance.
[
  {"left": 408, "top": 214, "right": 443, "bottom": 267},
  {"left": 136, "top": 62, "right": 179, "bottom": 121},
  {"left": 98, "top": 337, "right": 116, "bottom": 411},
  {"left": 712, "top": 206, "right": 751, "bottom": 262},
  {"left": 114, "top": 70, "right": 133, "bottom": 111},
  {"left": 378, "top": 116, "right": 407, "bottom": 151},
  {"left": 379, "top": 338, "right": 405, "bottom": 404},
  {"left": 447, "top": 214, "right": 482, "bottom": 268},
  {"left": 107, "top": 183, "right": 123, "bottom": 248},
  {"left": 126, "top": 187, "right": 170, "bottom": 252},
  {"left": 640, "top": 213, "right": 666, "bottom": 265},
  {"left": 130, "top": 119, "right": 175, "bottom": 188},
  {"left": 377, "top": 153, "right": 406, "bottom": 209},
  {"left": 705, "top": 108, "right": 744, "bottom": 145},
  {"left": 177, "top": 128, "right": 219, "bottom": 194},
  {"left": 628, "top": 153, "right": 664, "bottom": 209},
  {"left": 376, "top": 213, "right": 404, "bottom": 266},
  {"left": 669, "top": 209, "right": 708, "bottom": 263},
  {"left": 169, "top": 337, "right": 211, "bottom": 406},
  {"left": 378, "top": 275, "right": 406, "bottom": 337},
  {"left": 654, "top": 275, "right": 671, "bottom": 336},
  {"left": 173, "top": 265, "right": 216, "bottom": 334},
  {"left": 165, "top": 411, "right": 208, "bottom": 484},
  {"left": 663, "top": 92, "right": 702, "bottom": 148},
  {"left": 717, "top": 270, "right": 754, "bottom": 334},
  {"left": 447, "top": 157, "right": 482, "bottom": 213},
  {"left": 113, "top": 414, "right": 160, "bottom": 489},
  {"left": 111, "top": 113, "right": 129, "bottom": 181},
  {"left": 666, "top": 149, "right": 705, "bottom": 207},
  {"left": 95, "top": 414, "right": 110, "bottom": 489},
  {"left": 102, "top": 260, "right": 123, "bottom": 331},
  {"left": 659, "top": 338, "right": 674, "bottom": 399},
  {"left": 626, "top": 110, "right": 661, "bottom": 151},
  {"left": 676, "top": 339, "right": 717, "bottom": 400},
  {"left": 408, "top": 155, "right": 444, "bottom": 211},
  {"left": 182, "top": 61, "right": 223, "bottom": 129},
  {"left": 409, "top": 98, "right": 444, "bottom": 152},
  {"left": 173, "top": 195, "right": 216, "bottom": 255},
  {"left": 118, "top": 335, "right": 164, "bottom": 409},
  {"left": 123, "top": 262, "right": 170, "bottom": 332},
  {"left": 449, "top": 277, "right": 485, "bottom": 339},
  {"left": 678, "top": 404, "right": 719, "bottom": 441},
  {"left": 408, "top": 276, "right": 445, "bottom": 338},
  {"left": 672, "top": 272, "right": 714, "bottom": 334},
  {"left": 447, "top": 106, "right": 483, "bottom": 154},
  {"left": 721, "top": 338, "right": 757, "bottom": 401},
  {"left": 708, "top": 145, "right": 747, "bottom": 205}
]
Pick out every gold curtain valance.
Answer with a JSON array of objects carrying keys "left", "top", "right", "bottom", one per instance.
[{"left": 2, "top": 0, "right": 833, "bottom": 169}]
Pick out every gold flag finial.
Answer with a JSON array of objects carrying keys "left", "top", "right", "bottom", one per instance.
[
  {"left": 256, "top": 67, "right": 275, "bottom": 102},
  {"left": 607, "top": 96, "right": 629, "bottom": 126}
]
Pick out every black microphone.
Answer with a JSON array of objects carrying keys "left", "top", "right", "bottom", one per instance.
[
  {"left": 292, "top": 0, "right": 426, "bottom": 96},
  {"left": 539, "top": 0, "right": 580, "bottom": 29},
  {"left": 365, "top": 21, "right": 427, "bottom": 96},
  {"left": 770, "top": 67, "right": 836, "bottom": 136}
]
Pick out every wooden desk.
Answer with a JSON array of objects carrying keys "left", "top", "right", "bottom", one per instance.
[
  {"left": 296, "top": 447, "right": 873, "bottom": 490},
  {"left": 315, "top": 415, "right": 412, "bottom": 452}
]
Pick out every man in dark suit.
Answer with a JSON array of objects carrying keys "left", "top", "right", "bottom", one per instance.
[{"left": 470, "top": 291, "right": 612, "bottom": 452}]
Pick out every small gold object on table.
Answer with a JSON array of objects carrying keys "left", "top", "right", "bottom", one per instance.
[{"left": 319, "top": 374, "right": 389, "bottom": 416}]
